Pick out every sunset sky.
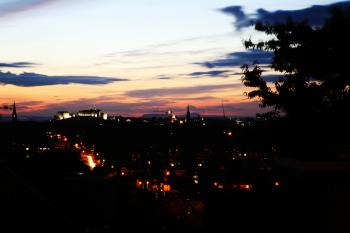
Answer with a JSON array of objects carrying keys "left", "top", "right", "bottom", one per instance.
[{"left": 0, "top": 0, "right": 346, "bottom": 118}]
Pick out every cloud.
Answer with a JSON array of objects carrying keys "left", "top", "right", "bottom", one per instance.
[
  {"left": 125, "top": 83, "right": 242, "bottom": 98},
  {"left": 221, "top": 6, "right": 252, "bottom": 29},
  {"left": 221, "top": 1, "right": 350, "bottom": 29},
  {"left": 22, "top": 96, "right": 263, "bottom": 117},
  {"left": 195, "top": 50, "right": 273, "bottom": 68},
  {"left": 103, "top": 34, "right": 228, "bottom": 59},
  {"left": 0, "top": 71, "right": 128, "bottom": 87},
  {"left": 0, "top": 100, "right": 43, "bottom": 111},
  {"left": 26, "top": 98, "right": 175, "bottom": 117},
  {"left": 154, "top": 75, "right": 172, "bottom": 80},
  {"left": 0, "top": 0, "right": 58, "bottom": 18},
  {"left": 171, "top": 96, "right": 218, "bottom": 101},
  {"left": 0, "top": 62, "right": 38, "bottom": 68},
  {"left": 189, "top": 70, "right": 231, "bottom": 77}
]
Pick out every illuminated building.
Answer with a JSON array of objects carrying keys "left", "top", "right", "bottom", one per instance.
[
  {"left": 54, "top": 108, "right": 107, "bottom": 120},
  {"left": 166, "top": 109, "right": 177, "bottom": 122},
  {"left": 55, "top": 111, "right": 72, "bottom": 120},
  {"left": 77, "top": 109, "right": 107, "bottom": 120}
]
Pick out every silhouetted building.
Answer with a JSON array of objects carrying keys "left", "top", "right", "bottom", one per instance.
[
  {"left": 143, "top": 110, "right": 176, "bottom": 121},
  {"left": 142, "top": 114, "right": 168, "bottom": 119},
  {"left": 12, "top": 101, "right": 17, "bottom": 122},
  {"left": 186, "top": 105, "right": 191, "bottom": 122}
]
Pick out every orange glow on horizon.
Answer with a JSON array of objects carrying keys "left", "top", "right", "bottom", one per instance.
[{"left": 0, "top": 77, "right": 265, "bottom": 118}]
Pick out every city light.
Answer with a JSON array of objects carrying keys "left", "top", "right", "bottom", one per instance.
[
  {"left": 87, "top": 155, "right": 96, "bottom": 170},
  {"left": 274, "top": 181, "right": 280, "bottom": 188},
  {"left": 163, "top": 184, "right": 171, "bottom": 192},
  {"left": 238, "top": 184, "right": 253, "bottom": 191},
  {"left": 136, "top": 180, "right": 143, "bottom": 189},
  {"left": 42, "top": 115, "right": 279, "bottom": 221}
]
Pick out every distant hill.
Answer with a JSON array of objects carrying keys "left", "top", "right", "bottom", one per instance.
[
  {"left": 0, "top": 115, "right": 51, "bottom": 122},
  {"left": 142, "top": 112, "right": 203, "bottom": 119}
]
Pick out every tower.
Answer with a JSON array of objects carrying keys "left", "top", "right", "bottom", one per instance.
[
  {"left": 221, "top": 100, "right": 226, "bottom": 120},
  {"left": 12, "top": 101, "right": 17, "bottom": 122},
  {"left": 186, "top": 105, "right": 191, "bottom": 122}
]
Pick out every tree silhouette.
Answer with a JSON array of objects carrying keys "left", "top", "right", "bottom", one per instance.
[{"left": 242, "top": 9, "right": 350, "bottom": 120}]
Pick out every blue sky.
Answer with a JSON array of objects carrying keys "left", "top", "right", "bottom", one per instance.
[{"left": 0, "top": 0, "right": 345, "bottom": 117}]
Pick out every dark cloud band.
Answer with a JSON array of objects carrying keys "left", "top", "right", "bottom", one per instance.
[
  {"left": 221, "top": 1, "right": 350, "bottom": 29},
  {"left": 125, "top": 83, "right": 241, "bottom": 98},
  {"left": 195, "top": 50, "right": 273, "bottom": 69},
  {"left": 0, "top": 71, "right": 128, "bottom": 87},
  {"left": 189, "top": 70, "right": 231, "bottom": 77},
  {"left": 0, "top": 62, "right": 38, "bottom": 68}
]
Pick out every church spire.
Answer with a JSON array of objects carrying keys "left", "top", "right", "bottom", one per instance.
[
  {"left": 186, "top": 105, "right": 191, "bottom": 122},
  {"left": 12, "top": 101, "right": 17, "bottom": 122},
  {"left": 221, "top": 100, "right": 226, "bottom": 120}
]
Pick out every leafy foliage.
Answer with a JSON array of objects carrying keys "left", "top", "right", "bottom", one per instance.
[{"left": 242, "top": 9, "right": 350, "bottom": 119}]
